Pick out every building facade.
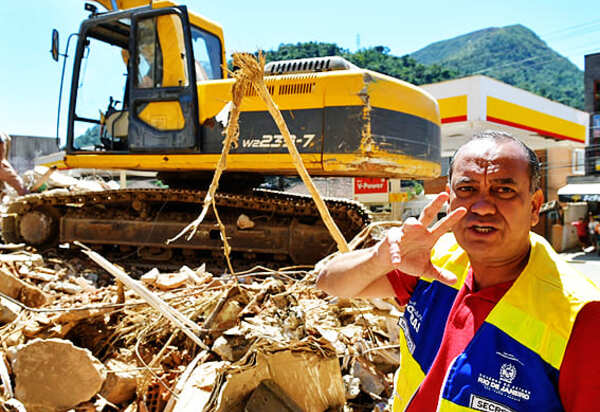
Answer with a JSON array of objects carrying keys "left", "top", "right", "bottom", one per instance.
[{"left": 584, "top": 53, "right": 600, "bottom": 175}]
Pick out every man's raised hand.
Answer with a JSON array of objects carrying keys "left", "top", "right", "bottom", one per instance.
[{"left": 386, "top": 192, "right": 466, "bottom": 284}]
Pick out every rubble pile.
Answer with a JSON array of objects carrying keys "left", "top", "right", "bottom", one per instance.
[{"left": 0, "top": 247, "right": 402, "bottom": 411}]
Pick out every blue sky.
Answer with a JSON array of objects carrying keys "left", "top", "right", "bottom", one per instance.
[{"left": 1, "top": 0, "right": 598, "bottom": 137}]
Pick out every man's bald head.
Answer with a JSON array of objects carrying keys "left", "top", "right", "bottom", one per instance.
[{"left": 448, "top": 130, "right": 541, "bottom": 193}]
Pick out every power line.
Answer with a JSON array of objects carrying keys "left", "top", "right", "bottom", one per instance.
[
  {"left": 544, "top": 27, "right": 600, "bottom": 45},
  {"left": 542, "top": 18, "right": 600, "bottom": 38},
  {"left": 462, "top": 20, "right": 600, "bottom": 75},
  {"left": 464, "top": 40, "right": 597, "bottom": 76},
  {"left": 469, "top": 55, "right": 545, "bottom": 75}
]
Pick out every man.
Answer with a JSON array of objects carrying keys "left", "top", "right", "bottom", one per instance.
[
  {"left": 0, "top": 132, "right": 27, "bottom": 196},
  {"left": 571, "top": 216, "right": 588, "bottom": 250},
  {"left": 587, "top": 213, "right": 598, "bottom": 253},
  {"left": 317, "top": 130, "right": 600, "bottom": 411}
]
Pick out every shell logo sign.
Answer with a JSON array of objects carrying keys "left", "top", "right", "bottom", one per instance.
[{"left": 354, "top": 178, "right": 388, "bottom": 194}]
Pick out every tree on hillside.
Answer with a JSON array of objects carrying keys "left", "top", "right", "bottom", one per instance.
[
  {"left": 264, "top": 42, "right": 459, "bottom": 85},
  {"left": 264, "top": 42, "right": 344, "bottom": 62},
  {"left": 74, "top": 125, "right": 100, "bottom": 149}
]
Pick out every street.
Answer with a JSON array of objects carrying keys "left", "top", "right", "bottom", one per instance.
[{"left": 561, "top": 249, "right": 600, "bottom": 285}]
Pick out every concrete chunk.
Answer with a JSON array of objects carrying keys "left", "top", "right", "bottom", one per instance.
[
  {"left": 155, "top": 272, "right": 188, "bottom": 290},
  {"left": 236, "top": 214, "right": 255, "bottom": 229},
  {"left": 99, "top": 359, "right": 137, "bottom": 405},
  {"left": 141, "top": 268, "right": 159, "bottom": 285},
  {"left": 0, "top": 267, "right": 47, "bottom": 308},
  {"left": 11, "top": 338, "right": 106, "bottom": 411},
  {"left": 0, "top": 296, "right": 20, "bottom": 323},
  {"left": 245, "top": 380, "right": 303, "bottom": 412},
  {"left": 350, "top": 358, "right": 386, "bottom": 396}
]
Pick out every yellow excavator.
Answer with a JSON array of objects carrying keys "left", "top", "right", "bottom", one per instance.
[{"left": 2, "top": 0, "right": 442, "bottom": 264}]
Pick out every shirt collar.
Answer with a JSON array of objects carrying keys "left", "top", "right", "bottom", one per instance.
[{"left": 465, "top": 267, "right": 515, "bottom": 301}]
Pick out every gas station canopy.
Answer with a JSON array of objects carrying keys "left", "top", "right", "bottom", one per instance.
[
  {"left": 421, "top": 75, "right": 589, "bottom": 157},
  {"left": 558, "top": 183, "right": 600, "bottom": 202}
]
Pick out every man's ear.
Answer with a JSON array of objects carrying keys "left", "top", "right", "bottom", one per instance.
[{"left": 530, "top": 189, "right": 544, "bottom": 227}]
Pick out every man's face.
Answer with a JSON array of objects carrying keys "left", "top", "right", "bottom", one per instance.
[{"left": 448, "top": 139, "right": 543, "bottom": 266}]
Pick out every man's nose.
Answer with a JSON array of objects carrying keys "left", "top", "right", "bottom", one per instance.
[{"left": 470, "top": 193, "right": 496, "bottom": 215}]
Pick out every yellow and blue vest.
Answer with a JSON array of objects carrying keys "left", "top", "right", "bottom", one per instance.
[{"left": 393, "top": 232, "right": 600, "bottom": 412}]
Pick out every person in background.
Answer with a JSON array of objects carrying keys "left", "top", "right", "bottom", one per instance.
[
  {"left": 587, "top": 213, "right": 598, "bottom": 253},
  {"left": 0, "top": 132, "right": 27, "bottom": 196},
  {"left": 317, "top": 130, "right": 600, "bottom": 411},
  {"left": 595, "top": 222, "right": 600, "bottom": 256},
  {"left": 571, "top": 217, "right": 588, "bottom": 251}
]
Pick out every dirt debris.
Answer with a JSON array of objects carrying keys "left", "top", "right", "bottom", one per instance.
[
  {"left": 0, "top": 243, "right": 401, "bottom": 411},
  {"left": 0, "top": 165, "right": 399, "bottom": 411}
]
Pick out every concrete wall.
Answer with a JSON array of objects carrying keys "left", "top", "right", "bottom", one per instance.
[
  {"left": 547, "top": 143, "right": 583, "bottom": 203},
  {"left": 8, "top": 135, "right": 59, "bottom": 173}
]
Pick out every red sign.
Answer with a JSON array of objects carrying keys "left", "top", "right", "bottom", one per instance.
[{"left": 354, "top": 178, "right": 388, "bottom": 194}]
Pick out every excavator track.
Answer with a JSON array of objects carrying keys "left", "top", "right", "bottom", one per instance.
[{"left": 2, "top": 188, "right": 370, "bottom": 265}]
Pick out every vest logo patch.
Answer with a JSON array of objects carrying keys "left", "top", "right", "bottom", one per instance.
[
  {"left": 499, "top": 363, "right": 517, "bottom": 384},
  {"left": 404, "top": 303, "right": 422, "bottom": 333},
  {"left": 477, "top": 370, "right": 531, "bottom": 401},
  {"left": 469, "top": 394, "right": 515, "bottom": 412},
  {"left": 398, "top": 316, "right": 415, "bottom": 354}
]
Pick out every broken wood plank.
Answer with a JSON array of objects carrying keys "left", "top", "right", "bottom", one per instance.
[
  {"left": 0, "top": 243, "right": 25, "bottom": 251},
  {"left": 0, "top": 254, "right": 44, "bottom": 266},
  {"left": 0, "top": 267, "right": 47, "bottom": 307},
  {"left": 22, "top": 271, "right": 58, "bottom": 282}
]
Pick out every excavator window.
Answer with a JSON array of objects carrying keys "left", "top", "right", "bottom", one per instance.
[
  {"left": 72, "top": 36, "right": 129, "bottom": 150},
  {"left": 135, "top": 19, "right": 163, "bottom": 88},
  {"left": 190, "top": 26, "right": 222, "bottom": 80},
  {"left": 134, "top": 15, "right": 189, "bottom": 89},
  {"left": 130, "top": 12, "right": 193, "bottom": 136}
]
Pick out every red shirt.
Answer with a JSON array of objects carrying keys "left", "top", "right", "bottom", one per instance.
[
  {"left": 572, "top": 220, "right": 587, "bottom": 237},
  {"left": 387, "top": 269, "right": 600, "bottom": 411}
]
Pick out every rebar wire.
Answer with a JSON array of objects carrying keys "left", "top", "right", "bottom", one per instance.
[{"left": 360, "top": 344, "right": 401, "bottom": 355}]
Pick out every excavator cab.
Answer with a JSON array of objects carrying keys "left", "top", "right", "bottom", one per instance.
[{"left": 66, "top": 3, "right": 221, "bottom": 154}]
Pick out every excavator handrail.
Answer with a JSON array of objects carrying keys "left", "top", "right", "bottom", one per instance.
[{"left": 89, "top": 0, "right": 152, "bottom": 12}]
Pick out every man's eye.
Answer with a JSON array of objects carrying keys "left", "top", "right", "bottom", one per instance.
[
  {"left": 495, "top": 187, "right": 516, "bottom": 196},
  {"left": 456, "top": 186, "right": 474, "bottom": 193}
]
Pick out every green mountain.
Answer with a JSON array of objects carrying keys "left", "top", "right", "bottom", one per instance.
[{"left": 410, "top": 24, "right": 583, "bottom": 109}]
